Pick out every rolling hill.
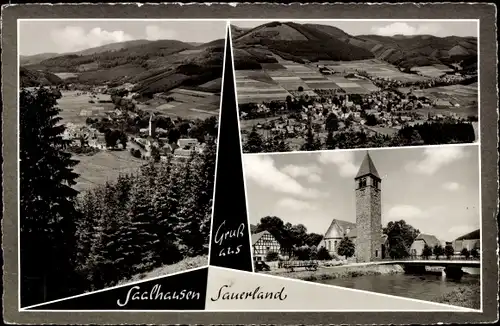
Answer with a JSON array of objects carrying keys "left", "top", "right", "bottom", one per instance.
[
  {"left": 231, "top": 22, "right": 478, "bottom": 70},
  {"left": 20, "top": 53, "right": 60, "bottom": 66},
  {"left": 19, "top": 40, "right": 156, "bottom": 65},
  {"left": 20, "top": 38, "right": 224, "bottom": 97},
  {"left": 20, "top": 67, "right": 63, "bottom": 87},
  {"left": 232, "top": 22, "right": 375, "bottom": 65},
  {"left": 230, "top": 25, "right": 251, "bottom": 39}
]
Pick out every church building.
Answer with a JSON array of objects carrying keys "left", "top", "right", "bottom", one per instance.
[{"left": 323, "top": 152, "right": 387, "bottom": 263}]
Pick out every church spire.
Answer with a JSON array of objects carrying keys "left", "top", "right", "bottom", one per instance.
[{"left": 355, "top": 152, "right": 381, "bottom": 180}]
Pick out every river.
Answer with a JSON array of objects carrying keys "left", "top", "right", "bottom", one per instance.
[{"left": 317, "top": 269, "right": 480, "bottom": 309}]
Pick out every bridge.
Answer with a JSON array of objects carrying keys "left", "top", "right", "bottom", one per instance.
[
  {"left": 377, "top": 258, "right": 480, "bottom": 267},
  {"left": 375, "top": 257, "right": 480, "bottom": 280}
]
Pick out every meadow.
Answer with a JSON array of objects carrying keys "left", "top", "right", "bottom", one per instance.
[
  {"left": 411, "top": 83, "right": 479, "bottom": 117},
  {"left": 53, "top": 72, "right": 79, "bottom": 79},
  {"left": 57, "top": 90, "right": 114, "bottom": 125},
  {"left": 72, "top": 149, "right": 145, "bottom": 193},
  {"left": 318, "top": 59, "right": 430, "bottom": 82},
  {"left": 411, "top": 65, "right": 454, "bottom": 78},
  {"left": 144, "top": 87, "right": 221, "bottom": 119}
]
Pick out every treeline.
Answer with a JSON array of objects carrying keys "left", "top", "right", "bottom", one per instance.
[
  {"left": 252, "top": 216, "right": 323, "bottom": 256},
  {"left": 75, "top": 142, "right": 215, "bottom": 291},
  {"left": 20, "top": 67, "right": 63, "bottom": 87},
  {"left": 24, "top": 44, "right": 224, "bottom": 98},
  {"left": 28, "top": 40, "right": 192, "bottom": 72},
  {"left": 242, "top": 120, "right": 476, "bottom": 153},
  {"left": 20, "top": 87, "right": 216, "bottom": 306}
]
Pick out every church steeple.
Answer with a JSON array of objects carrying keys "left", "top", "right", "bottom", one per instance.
[
  {"left": 355, "top": 152, "right": 381, "bottom": 180},
  {"left": 354, "top": 151, "right": 383, "bottom": 263}
]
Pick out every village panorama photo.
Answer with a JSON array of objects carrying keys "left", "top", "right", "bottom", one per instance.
[
  {"left": 18, "top": 19, "right": 225, "bottom": 308},
  {"left": 245, "top": 145, "right": 481, "bottom": 310},
  {"left": 232, "top": 20, "right": 479, "bottom": 154}
]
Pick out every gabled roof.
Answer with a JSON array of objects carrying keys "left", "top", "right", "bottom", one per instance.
[
  {"left": 415, "top": 233, "right": 441, "bottom": 248},
  {"left": 251, "top": 230, "right": 275, "bottom": 245},
  {"left": 355, "top": 152, "right": 381, "bottom": 180},
  {"left": 455, "top": 229, "right": 480, "bottom": 241},
  {"left": 324, "top": 219, "right": 356, "bottom": 238}
]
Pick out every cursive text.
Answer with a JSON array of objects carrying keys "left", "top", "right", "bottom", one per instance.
[
  {"left": 117, "top": 284, "right": 200, "bottom": 307},
  {"left": 210, "top": 284, "right": 288, "bottom": 301}
]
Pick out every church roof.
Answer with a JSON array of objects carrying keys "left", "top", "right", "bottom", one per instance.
[
  {"left": 355, "top": 152, "right": 381, "bottom": 180},
  {"left": 324, "top": 219, "right": 356, "bottom": 238}
]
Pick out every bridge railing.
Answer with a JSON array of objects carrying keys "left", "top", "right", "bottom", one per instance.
[{"left": 382, "top": 255, "right": 480, "bottom": 261}]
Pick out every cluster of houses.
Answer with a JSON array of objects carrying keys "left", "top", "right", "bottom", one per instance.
[
  {"left": 63, "top": 112, "right": 204, "bottom": 160},
  {"left": 246, "top": 90, "right": 466, "bottom": 139},
  {"left": 251, "top": 226, "right": 481, "bottom": 264},
  {"left": 132, "top": 115, "right": 204, "bottom": 160}
]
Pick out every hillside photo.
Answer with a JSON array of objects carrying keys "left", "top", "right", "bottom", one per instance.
[
  {"left": 232, "top": 20, "right": 479, "bottom": 153},
  {"left": 19, "top": 20, "right": 225, "bottom": 308}
]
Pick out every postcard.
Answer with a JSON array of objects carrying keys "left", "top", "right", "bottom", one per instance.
[{"left": 1, "top": 3, "right": 498, "bottom": 325}]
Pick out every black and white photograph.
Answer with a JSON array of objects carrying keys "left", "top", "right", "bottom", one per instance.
[
  {"left": 233, "top": 20, "right": 479, "bottom": 154},
  {"left": 244, "top": 145, "right": 481, "bottom": 309},
  {"left": 18, "top": 19, "right": 225, "bottom": 308}
]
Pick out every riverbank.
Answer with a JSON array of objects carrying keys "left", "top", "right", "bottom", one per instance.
[
  {"left": 436, "top": 284, "right": 481, "bottom": 310},
  {"left": 263, "top": 264, "right": 405, "bottom": 281}
]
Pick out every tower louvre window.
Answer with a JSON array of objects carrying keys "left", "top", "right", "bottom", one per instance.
[
  {"left": 359, "top": 177, "right": 367, "bottom": 188},
  {"left": 373, "top": 179, "right": 379, "bottom": 189}
]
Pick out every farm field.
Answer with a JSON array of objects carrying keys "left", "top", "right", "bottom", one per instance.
[
  {"left": 235, "top": 60, "right": 386, "bottom": 103},
  {"left": 145, "top": 87, "right": 221, "bottom": 119},
  {"left": 411, "top": 83, "right": 478, "bottom": 117},
  {"left": 318, "top": 59, "right": 430, "bottom": 82},
  {"left": 411, "top": 65, "right": 454, "bottom": 78},
  {"left": 54, "top": 72, "right": 79, "bottom": 79},
  {"left": 73, "top": 149, "right": 145, "bottom": 193},
  {"left": 57, "top": 90, "right": 114, "bottom": 125}
]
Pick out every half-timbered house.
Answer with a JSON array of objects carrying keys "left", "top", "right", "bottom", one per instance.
[{"left": 252, "top": 231, "right": 281, "bottom": 261}]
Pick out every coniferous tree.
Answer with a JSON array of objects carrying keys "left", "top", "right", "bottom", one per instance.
[
  {"left": 127, "top": 173, "right": 161, "bottom": 274},
  {"left": 153, "top": 158, "right": 184, "bottom": 265},
  {"left": 301, "top": 121, "right": 322, "bottom": 151},
  {"left": 193, "top": 137, "right": 217, "bottom": 254},
  {"left": 243, "top": 126, "right": 264, "bottom": 153},
  {"left": 325, "top": 130, "right": 336, "bottom": 149},
  {"left": 176, "top": 150, "right": 205, "bottom": 256},
  {"left": 20, "top": 87, "right": 82, "bottom": 306}
]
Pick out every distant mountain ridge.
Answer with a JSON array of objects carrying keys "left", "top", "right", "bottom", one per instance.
[
  {"left": 231, "top": 22, "right": 478, "bottom": 70},
  {"left": 20, "top": 38, "right": 224, "bottom": 97}
]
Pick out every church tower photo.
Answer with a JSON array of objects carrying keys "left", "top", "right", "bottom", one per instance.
[{"left": 355, "top": 152, "right": 383, "bottom": 263}]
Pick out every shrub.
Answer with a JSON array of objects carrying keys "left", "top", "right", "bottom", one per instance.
[{"left": 265, "top": 251, "right": 280, "bottom": 262}]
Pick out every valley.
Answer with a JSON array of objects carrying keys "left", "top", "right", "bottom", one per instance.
[
  {"left": 232, "top": 21, "right": 478, "bottom": 152},
  {"left": 20, "top": 38, "right": 223, "bottom": 192}
]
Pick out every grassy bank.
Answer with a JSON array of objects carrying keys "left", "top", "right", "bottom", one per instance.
[
  {"left": 264, "top": 264, "right": 405, "bottom": 281},
  {"left": 118, "top": 255, "right": 208, "bottom": 285},
  {"left": 436, "top": 285, "right": 481, "bottom": 310}
]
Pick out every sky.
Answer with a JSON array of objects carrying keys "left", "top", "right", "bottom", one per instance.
[
  {"left": 19, "top": 20, "right": 227, "bottom": 56},
  {"left": 231, "top": 20, "right": 478, "bottom": 38},
  {"left": 243, "top": 145, "right": 481, "bottom": 242}
]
